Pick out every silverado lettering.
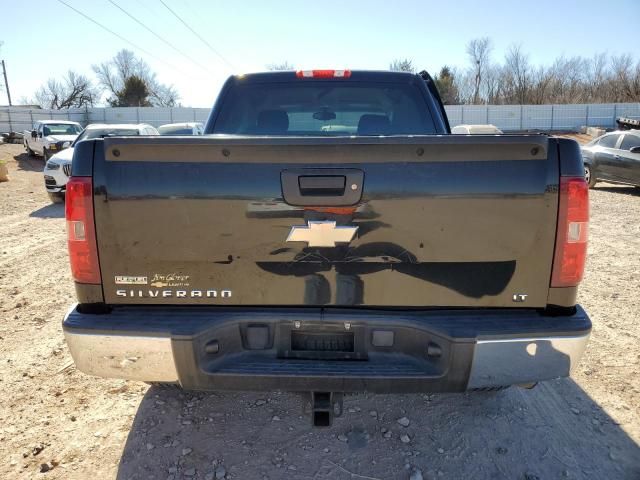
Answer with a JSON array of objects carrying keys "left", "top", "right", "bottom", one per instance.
[{"left": 115, "top": 289, "right": 230, "bottom": 298}]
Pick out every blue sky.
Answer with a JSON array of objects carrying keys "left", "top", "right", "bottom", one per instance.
[{"left": 1, "top": 0, "right": 638, "bottom": 107}]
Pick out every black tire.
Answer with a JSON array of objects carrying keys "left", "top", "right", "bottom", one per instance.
[
  {"left": 25, "top": 143, "right": 35, "bottom": 157},
  {"left": 584, "top": 164, "right": 597, "bottom": 188},
  {"left": 43, "top": 148, "right": 50, "bottom": 161},
  {"left": 48, "top": 192, "right": 64, "bottom": 204}
]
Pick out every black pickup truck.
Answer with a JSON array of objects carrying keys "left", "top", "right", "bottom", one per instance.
[{"left": 63, "top": 70, "right": 591, "bottom": 425}]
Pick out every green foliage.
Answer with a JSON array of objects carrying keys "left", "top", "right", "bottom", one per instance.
[
  {"left": 110, "top": 75, "right": 152, "bottom": 107},
  {"left": 94, "top": 49, "right": 179, "bottom": 107},
  {"left": 434, "top": 66, "right": 460, "bottom": 105}
]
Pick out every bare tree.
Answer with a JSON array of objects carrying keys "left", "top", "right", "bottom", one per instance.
[
  {"left": 146, "top": 82, "right": 179, "bottom": 107},
  {"left": 610, "top": 54, "right": 640, "bottom": 102},
  {"left": 449, "top": 39, "right": 640, "bottom": 105},
  {"left": 93, "top": 49, "right": 179, "bottom": 107},
  {"left": 466, "top": 37, "right": 492, "bottom": 104},
  {"left": 266, "top": 61, "right": 295, "bottom": 71},
  {"left": 502, "top": 44, "right": 531, "bottom": 104},
  {"left": 585, "top": 53, "right": 608, "bottom": 102},
  {"left": 35, "top": 71, "right": 98, "bottom": 109},
  {"left": 455, "top": 69, "right": 474, "bottom": 104},
  {"left": 482, "top": 64, "right": 503, "bottom": 104},
  {"left": 389, "top": 59, "right": 415, "bottom": 73},
  {"left": 528, "top": 65, "right": 553, "bottom": 104},
  {"left": 556, "top": 57, "right": 588, "bottom": 103}
]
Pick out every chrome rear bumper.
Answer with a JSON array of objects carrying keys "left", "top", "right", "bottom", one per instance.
[
  {"left": 63, "top": 305, "right": 591, "bottom": 390},
  {"left": 467, "top": 334, "right": 590, "bottom": 389},
  {"left": 64, "top": 331, "right": 178, "bottom": 382},
  {"left": 64, "top": 330, "right": 589, "bottom": 388}
]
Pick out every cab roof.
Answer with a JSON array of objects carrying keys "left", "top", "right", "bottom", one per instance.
[{"left": 232, "top": 70, "right": 420, "bottom": 84}]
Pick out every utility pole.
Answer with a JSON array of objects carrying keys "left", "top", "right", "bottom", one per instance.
[{"left": 2, "top": 60, "right": 12, "bottom": 106}]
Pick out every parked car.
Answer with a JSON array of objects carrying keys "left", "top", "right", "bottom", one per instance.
[
  {"left": 43, "top": 123, "right": 159, "bottom": 203},
  {"left": 451, "top": 124, "right": 503, "bottom": 134},
  {"left": 581, "top": 130, "right": 640, "bottom": 188},
  {"left": 23, "top": 120, "right": 83, "bottom": 160},
  {"left": 62, "top": 70, "right": 591, "bottom": 426},
  {"left": 158, "top": 122, "right": 204, "bottom": 135}
]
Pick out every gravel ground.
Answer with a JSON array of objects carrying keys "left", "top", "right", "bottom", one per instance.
[{"left": 0, "top": 141, "right": 638, "bottom": 480}]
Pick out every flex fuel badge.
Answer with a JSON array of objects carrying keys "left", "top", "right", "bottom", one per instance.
[{"left": 114, "top": 276, "right": 148, "bottom": 285}]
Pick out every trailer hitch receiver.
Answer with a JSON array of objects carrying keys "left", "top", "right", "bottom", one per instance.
[{"left": 311, "top": 392, "right": 343, "bottom": 427}]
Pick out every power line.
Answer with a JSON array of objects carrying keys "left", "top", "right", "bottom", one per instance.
[
  {"left": 56, "top": 0, "right": 183, "bottom": 75},
  {"left": 157, "top": 0, "right": 236, "bottom": 71},
  {"left": 106, "top": 0, "right": 214, "bottom": 74}
]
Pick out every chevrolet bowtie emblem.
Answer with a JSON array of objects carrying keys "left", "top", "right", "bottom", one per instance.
[{"left": 286, "top": 221, "right": 358, "bottom": 247}]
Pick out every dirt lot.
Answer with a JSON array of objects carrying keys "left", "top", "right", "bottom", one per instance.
[{"left": 0, "top": 141, "right": 638, "bottom": 480}]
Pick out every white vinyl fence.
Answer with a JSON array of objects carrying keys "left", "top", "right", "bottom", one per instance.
[
  {"left": 0, "top": 107, "right": 211, "bottom": 134},
  {"left": 445, "top": 103, "right": 640, "bottom": 131},
  {"left": 1, "top": 103, "right": 639, "bottom": 134}
]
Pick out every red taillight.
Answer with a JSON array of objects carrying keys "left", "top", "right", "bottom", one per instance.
[
  {"left": 296, "top": 69, "right": 351, "bottom": 78},
  {"left": 65, "top": 177, "right": 101, "bottom": 284},
  {"left": 551, "top": 176, "right": 589, "bottom": 287}
]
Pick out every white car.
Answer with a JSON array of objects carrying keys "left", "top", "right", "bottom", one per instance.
[
  {"left": 43, "top": 123, "right": 159, "bottom": 203},
  {"left": 451, "top": 124, "right": 503, "bottom": 135},
  {"left": 157, "top": 122, "right": 204, "bottom": 135},
  {"left": 24, "top": 120, "right": 83, "bottom": 160}
]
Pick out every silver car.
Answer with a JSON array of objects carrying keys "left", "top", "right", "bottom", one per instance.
[
  {"left": 581, "top": 130, "right": 640, "bottom": 188},
  {"left": 157, "top": 122, "right": 204, "bottom": 135},
  {"left": 43, "top": 123, "right": 159, "bottom": 203}
]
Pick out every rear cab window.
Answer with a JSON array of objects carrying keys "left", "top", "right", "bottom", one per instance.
[
  {"left": 211, "top": 76, "right": 437, "bottom": 136},
  {"left": 41, "top": 123, "right": 82, "bottom": 135}
]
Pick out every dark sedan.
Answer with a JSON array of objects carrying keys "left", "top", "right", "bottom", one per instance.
[{"left": 581, "top": 130, "right": 640, "bottom": 188}]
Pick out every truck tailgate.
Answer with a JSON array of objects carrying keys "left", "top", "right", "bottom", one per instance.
[{"left": 94, "top": 135, "right": 558, "bottom": 308}]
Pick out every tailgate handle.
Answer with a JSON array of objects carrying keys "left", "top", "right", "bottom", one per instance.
[
  {"left": 298, "top": 176, "right": 346, "bottom": 196},
  {"left": 281, "top": 169, "right": 364, "bottom": 206}
]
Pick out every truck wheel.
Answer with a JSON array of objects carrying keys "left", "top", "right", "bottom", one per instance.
[
  {"left": 26, "top": 143, "right": 35, "bottom": 156},
  {"left": 43, "top": 148, "right": 50, "bottom": 161},
  {"left": 584, "top": 165, "right": 596, "bottom": 188},
  {"left": 48, "top": 192, "right": 64, "bottom": 204}
]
